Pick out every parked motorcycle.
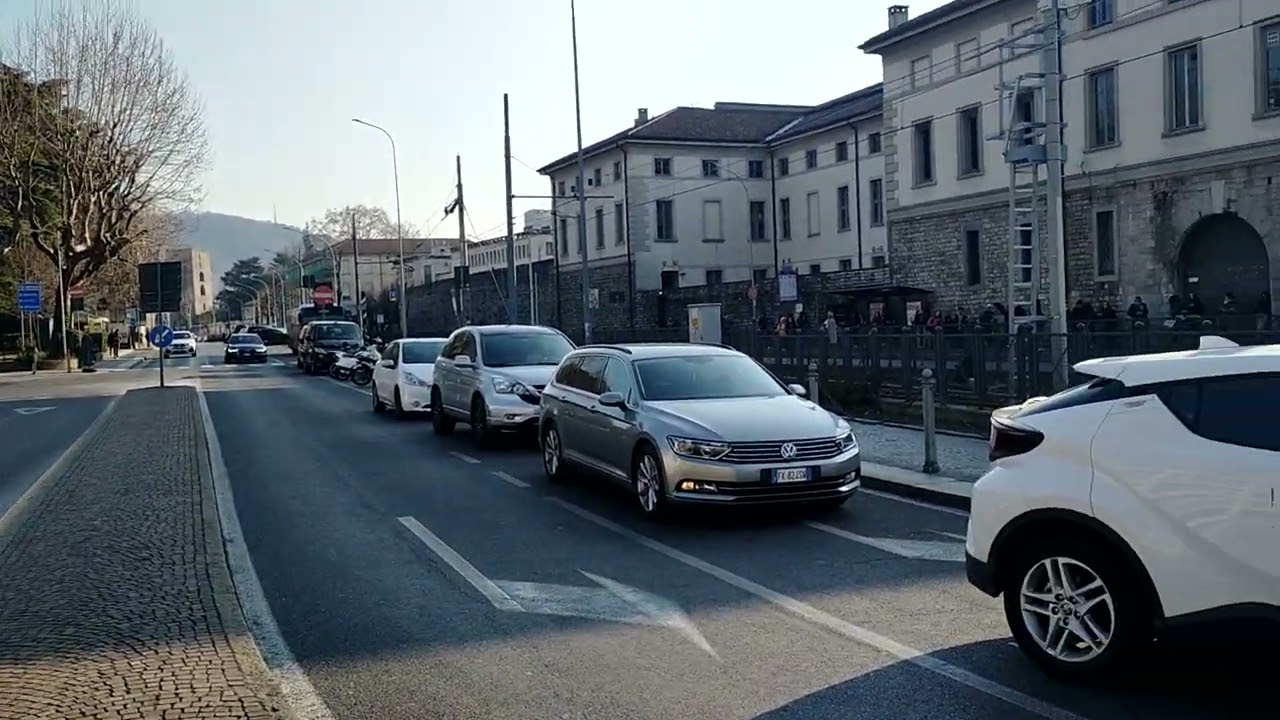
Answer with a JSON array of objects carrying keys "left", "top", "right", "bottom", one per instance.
[
  {"left": 348, "top": 347, "right": 379, "bottom": 387},
  {"left": 329, "top": 351, "right": 359, "bottom": 381}
]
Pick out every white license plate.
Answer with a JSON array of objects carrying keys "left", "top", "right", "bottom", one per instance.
[{"left": 772, "top": 468, "right": 810, "bottom": 483}]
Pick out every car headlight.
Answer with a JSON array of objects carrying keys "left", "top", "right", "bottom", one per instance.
[
  {"left": 837, "top": 431, "right": 858, "bottom": 452},
  {"left": 491, "top": 377, "right": 528, "bottom": 395},
  {"left": 403, "top": 372, "right": 430, "bottom": 387},
  {"left": 253, "top": 347, "right": 267, "bottom": 353},
  {"left": 667, "top": 436, "right": 731, "bottom": 461}
]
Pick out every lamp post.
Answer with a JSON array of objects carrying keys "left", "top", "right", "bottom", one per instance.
[
  {"left": 247, "top": 278, "right": 274, "bottom": 325},
  {"left": 352, "top": 118, "right": 408, "bottom": 335}
]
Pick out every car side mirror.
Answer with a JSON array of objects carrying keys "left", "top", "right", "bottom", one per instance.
[
  {"left": 597, "top": 391, "right": 627, "bottom": 409},
  {"left": 378, "top": 359, "right": 395, "bottom": 369},
  {"left": 453, "top": 354, "right": 473, "bottom": 367},
  {"left": 788, "top": 383, "right": 807, "bottom": 397}
]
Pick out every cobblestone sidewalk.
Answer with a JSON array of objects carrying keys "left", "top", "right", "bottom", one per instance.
[
  {"left": 851, "top": 421, "right": 989, "bottom": 482},
  {"left": 0, "top": 387, "right": 290, "bottom": 720}
]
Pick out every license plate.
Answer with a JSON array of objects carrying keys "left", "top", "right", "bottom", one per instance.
[{"left": 772, "top": 467, "right": 811, "bottom": 483}]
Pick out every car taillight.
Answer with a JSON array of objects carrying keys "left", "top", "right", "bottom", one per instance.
[{"left": 988, "top": 417, "right": 1044, "bottom": 461}]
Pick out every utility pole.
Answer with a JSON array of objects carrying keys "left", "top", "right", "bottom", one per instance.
[
  {"left": 1042, "top": 0, "right": 1070, "bottom": 389},
  {"left": 351, "top": 213, "right": 365, "bottom": 337},
  {"left": 456, "top": 154, "right": 469, "bottom": 323},
  {"left": 571, "top": 0, "right": 591, "bottom": 343},
  {"left": 503, "top": 93, "right": 518, "bottom": 323}
]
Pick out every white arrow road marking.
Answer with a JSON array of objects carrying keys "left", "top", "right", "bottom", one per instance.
[
  {"left": 12, "top": 406, "right": 55, "bottom": 415},
  {"left": 806, "top": 522, "right": 965, "bottom": 562},
  {"left": 398, "top": 516, "right": 717, "bottom": 658}
]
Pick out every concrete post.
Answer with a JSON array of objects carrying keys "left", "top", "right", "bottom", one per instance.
[
  {"left": 807, "top": 362, "right": 819, "bottom": 402},
  {"left": 921, "top": 368, "right": 940, "bottom": 474}
]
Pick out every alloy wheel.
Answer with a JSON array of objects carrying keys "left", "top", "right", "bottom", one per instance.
[{"left": 1019, "top": 556, "right": 1115, "bottom": 664}]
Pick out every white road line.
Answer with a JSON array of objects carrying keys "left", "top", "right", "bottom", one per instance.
[
  {"left": 397, "top": 516, "right": 522, "bottom": 611},
  {"left": 491, "top": 471, "right": 530, "bottom": 488},
  {"left": 196, "top": 382, "right": 336, "bottom": 720},
  {"left": 861, "top": 487, "right": 970, "bottom": 518},
  {"left": 450, "top": 451, "right": 482, "bottom": 465},
  {"left": 807, "top": 522, "right": 965, "bottom": 563},
  {"left": 545, "top": 496, "right": 1087, "bottom": 720},
  {"left": 929, "top": 530, "right": 968, "bottom": 541}
]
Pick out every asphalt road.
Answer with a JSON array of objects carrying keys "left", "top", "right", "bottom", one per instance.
[
  {"left": 0, "top": 394, "right": 114, "bottom": 520},
  {"left": 192, "top": 361, "right": 1268, "bottom": 720}
]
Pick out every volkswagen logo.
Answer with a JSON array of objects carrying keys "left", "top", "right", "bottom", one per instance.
[{"left": 780, "top": 442, "right": 798, "bottom": 459}]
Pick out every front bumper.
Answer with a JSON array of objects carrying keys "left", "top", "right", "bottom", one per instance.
[
  {"left": 662, "top": 448, "right": 862, "bottom": 505},
  {"left": 399, "top": 382, "right": 433, "bottom": 412},
  {"left": 164, "top": 345, "right": 196, "bottom": 357},
  {"left": 225, "top": 351, "right": 268, "bottom": 363},
  {"left": 966, "top": 552, "right": 999, "bottom": 596},
  {"left": 484, "top": 392, "right": 541, "bottom": 430}
]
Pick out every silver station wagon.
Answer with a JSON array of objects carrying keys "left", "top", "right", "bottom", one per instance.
[{"left": 538, "top": 343, "right": 861, "bottom": 519}]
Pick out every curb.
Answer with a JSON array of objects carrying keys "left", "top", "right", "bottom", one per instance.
[{"left": 859, "top": 461, "right": 974, "bottom": 512}]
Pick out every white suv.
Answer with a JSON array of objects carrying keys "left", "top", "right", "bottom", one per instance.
[{"left": 965, "top": 336, "right": 1279, "bottom": 679}]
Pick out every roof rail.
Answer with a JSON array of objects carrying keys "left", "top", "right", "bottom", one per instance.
[
  {"left": 582, "top": 343, "right": 633, "bottom": 354},
  {"left": 1198, "top": 335, "right": 1239, "bottom": 350}
]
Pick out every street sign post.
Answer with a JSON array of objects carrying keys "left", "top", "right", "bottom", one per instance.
[
  {"left": 149, "top": 324, "right": 173, "bottom": 388},
  {"left": 311, "top": 282, "right": 334, "bottom": 307},
  {"left": 17, "top": 282, "right": 41, "bottom": 312}
]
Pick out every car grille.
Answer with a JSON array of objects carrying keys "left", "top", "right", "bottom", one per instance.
[{"left": 722, "top": 437, "right": 843, "bottom": 464}]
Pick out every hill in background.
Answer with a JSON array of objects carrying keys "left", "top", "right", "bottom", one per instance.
[{"left": 174, "top": 211, "right": 300, "bottom": 284}]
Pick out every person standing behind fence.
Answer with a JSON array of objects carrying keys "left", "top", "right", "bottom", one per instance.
[{"left": 822, "top": 311, "right": 838, "bottom": 343}]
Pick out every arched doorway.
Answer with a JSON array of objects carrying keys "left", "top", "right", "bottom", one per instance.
[{"left": 1178, "top": 213, "right": 1270, "bottom": 311}]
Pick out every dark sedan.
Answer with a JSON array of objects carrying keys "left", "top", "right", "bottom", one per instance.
[{"left": 224, "top": 333, "right": 270, "bottom": 364}]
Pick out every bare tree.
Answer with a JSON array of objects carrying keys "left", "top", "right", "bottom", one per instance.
[
  {"left": 305, "top": 204, "right": 421, "bottom": 243},
  {"left": 0, "top": 1, "right": 208, "bottom": 294}
]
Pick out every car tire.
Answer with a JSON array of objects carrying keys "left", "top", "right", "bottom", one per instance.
[
  {"left": 469, "top": 395, "right": 492, "bottom": 446},
  {"left": 394, "top": 387, "right": 407, "bottom": 419},
  {"left": 541, "top": 423, "right": 571, "bottom": 484},
  {"left": 372, "top": 383, "right": 385, "bottom": 414},
  {"left": 1002, "top": 536, "right": 1150, "bottom": 682},
  {"left": 630, "top": 445, "right": 670, "bottom": 522},
  {"left": 431, "top": 389, "right": 454, "bottom": 435}
]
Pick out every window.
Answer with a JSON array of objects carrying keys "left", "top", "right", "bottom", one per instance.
[
  {"left": 634, "top": 355, "right": 787, "bottom": 401},
  {"left": 748, "top": 159, "right": 764, "bottom": 178},
  {"left": 1095, "top": 208, "right": 1117, "bottom": 277},
  {"left": 777, "top": 157, "right": 790, "bottom": 176},
  {"left": 198, "top": 271, "right": 205, "bottom": 282},
  {"left": 557, "top": 180, "right": 566, "bottom": 197},
  {"left": 592, "top": 168, "right": 601, "bottom": 186},
  {"left": 614, "top": 203, "right": 625, "bottom": 245},
  {"left": 1010, "top": 18, "right": 1040, "bottom": 54},
  {"left": 912, "top": 120, "right": 935, "bottom": 185},
  {"left": 1015, "top": 89, "right": 1038, "bottom": 146},
  {"left": 704, "top": 269, "right": 723, "bottom": 285},
  {"left": 1014, "top": 224, "right": 1033, "bottom": 285},
  {"left": 1166, "top": 44, "right": 1202, "bottom": 132},
  {"left": 599, "top": 358, "right": 634, "bottom": 399},
  {"left": 655, "top": 200, "right": 675, "bottom": 241},
  {"left": 872, "top": 255, "right": 886, "bottom": 268},
  {"left": 963, "top": 229, "right": 982, "bottom": 285},
  {"left": 594, "top": 207, "right": 605, "bottom": 249},
  {"left": 752, "top": 268, "right": 768, "bottom": 284},
  {"left": 836, "top": 186, "right": 851, "bottom": 232},
  {"left": 576, "top": 216, "right": 585, "bottom": 252},
  {"left": 612, "top": 161, "right": 622, "bottom": 181},
  {"left": 1190, "top": 375, "right": 1280, "bottom": 452},
  {"left": 869, "top": 179, "right": 884, "bottom": 226},
  {"left": 1261, "top": 22, "right": 1280, "bottom": 114},
  {"left": 805, "top": 149, "right": 818, "bottom": 169},
  {"left": 779, "top": 198, "right": 792, "bottom": 239},
  {"left": 545, "top": 240, "right": 553, "bottom": 256},
  {"left": 481, "top": 332, "right": 574, "bottom": 368},
  {"left": 839, "top": 259, "right": 853, "bottom": 271},
  {"left": 835, "top": 141, "right": 849, "bottom": 162},
  {"left": 654, "top": 158, "right": 672, "bottom": 176},
  {"left": 199, "top": 285, "right": 206, "bottom": 296},
  {"left": 559, "top": 218, "right": 568, "bottom": 255},
  {"left": 867, "top": 132, "right": 882, "bottom": 153},
  {"left": 1086, "top": 0, "right": 1113, "bottom": 29},
  {"left": 910, "top": 55, "right": 931, "bottom": 89},
  {"left": 1087, "top": 66, "right": 1119, "bottom": 148},
  {"left": 809, "top": 263, "right": 822, "bottom": 275},
  {"left": 957, "top": 38, "right": 980, "bottom": 73},
  {"left": 806, "top": 191, "right": 820, "bottom": 237},
  {"left": 702, "top": 159, "right": 720, "bottom": 177},
  {"left": 749, "top": 201, "right": 767, "bottom": 241},
  {"left": 957, "top": 105, "right": 983, "bottom": 176},
  {"left": 660, "top": 269, "right": 678, "bottom": 290},
  {"left": 702, "top": 200, "right": 723, "bottom": 241},
  {"left": 401, "top": 340, "right": 446, "bottom": 365}
]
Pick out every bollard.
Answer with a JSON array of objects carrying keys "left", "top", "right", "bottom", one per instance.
[
  {"left": 807, "top": 362, "right": 819, "bottom": 402},
  {"left": 921, "top": 368, "right": 940, "bottom": 474}
]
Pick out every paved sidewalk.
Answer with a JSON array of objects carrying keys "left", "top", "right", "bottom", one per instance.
[
  {"left": 0, "top": 387, "right": 290, "bottom": 719},
  {"left": 852, "top": 420, "right": 988, "bottom": 482}
]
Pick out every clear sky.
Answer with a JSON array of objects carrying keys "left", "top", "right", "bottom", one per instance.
[{"left": 20, "top": 0, "right": 950, "bottom": 240}]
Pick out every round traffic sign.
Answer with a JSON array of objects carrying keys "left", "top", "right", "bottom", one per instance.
[
  {"left": 312, "top": 284, "right": 334, "bottom": 306},
  {"left": 149, "top": 324, "right": 174, "bottom": 348}
]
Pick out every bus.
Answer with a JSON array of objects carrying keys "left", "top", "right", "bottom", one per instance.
[{"left": 287, "top": 303, "right": 355, "bottom": 354}]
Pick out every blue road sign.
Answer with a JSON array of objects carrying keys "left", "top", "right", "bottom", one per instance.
[
  {"left": 17, "top": 282, "right": 41, "bottom": 313},
  {"left": 149, "top": 324, "right": 174, "bottom": 348}
]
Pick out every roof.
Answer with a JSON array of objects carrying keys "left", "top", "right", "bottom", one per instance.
[
  {"left": 767, "top": 85, "right": 884, "bottom": 143},
  {"left": 467, "top": 324, "right": 567, "bottom": 335},
  {"left": 859, "top": 0, "right": 993, "bottom": 54},
  {"left": 1073, "top": 339, "right": 1280, "bottom": 386},
  {"left": 323, "top": 237, "right": 455, "bottom": 257},
  {"left": 577, "top": 342, "right": 742, "bottom": 359}
]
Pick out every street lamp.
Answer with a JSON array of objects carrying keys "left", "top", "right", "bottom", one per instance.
[
  {"left": 228, "top": 283, "right": 261, "bottom": 323},
  {"left": 247, "top": 278, "right": 274, "bottom": 325},
  {"left": 351, "top": 117, "right": 408, "bottom": 335}
]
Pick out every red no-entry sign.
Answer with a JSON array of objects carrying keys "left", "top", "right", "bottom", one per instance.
[{"left": 312, "top": 283, "right": 334, "bottom": 306}]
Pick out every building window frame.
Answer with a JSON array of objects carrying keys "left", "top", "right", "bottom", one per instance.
[
  {"left": 835, "top": 141, "right": 849, "bottom": 162},
  {"left": 1085, "top": 63, "right": 1120, "bottom": 149},
  {"left": 776, "top": 156, "right": 790, "bottom": 176},
  {"left": 911, "top": 119, "right": 936, "bottom": 187},
  {"left": 749, "top": 200, "right": 768, "bottom": 241},
  {"left": 748, "top": 159, "right": 765, "bottom": 178},
  {"left": 653, "top": 157, "right": 672, "bottom": 176},
  {"left": 956, "top": 37, "right": 980, "bottom": 73},
  {"left": 868, "top": 179, "right": 884, "bottom": 227},
  {"left": 614, "top": 203, "right": 625, "bottom": 246},
  {"left": 955, "top": 104, "right": 984, "bottom": 178},
  {"left": 805, "top": 149, "right": 818, "bottom": 169},
  {"left": 1086, "top": 0, "right": 1113, "bottom": 30},
  {"left": 1093, "top": 206, "right": 1119, "bottom": 279},
  {"left": 836, "top": 185, "right": 851, "bottom": 232},
  {"left": 962, "top": 226, "right": 982, "bottom": 286},
  {"left": 701, "top": 159, "right": 720, "bottom": 177},
  {"left": 701, "top": 199, "right": 723, "bottom": 242},
  {"left": 1256, "top": 20, "right": 1280, "bottom": 118},
  {"left": 1164, "top": 41, "right": 1204, "bottom": 135},
  {"left": 594, "top": 207, "right": 605, "bottom": 249},
  {"left": 704, "top": 269, "right": 723, "bottom": 286},
  {"left": 779, "top": 197, "right": 792, "bottom": 240},
  {"left": 867, "top": 132, "right": 882, "bottom": 154},
  {"left": 655, "top": 199, "right": 675, "bottom": 242},
  {"left": 805, "top": 191, "right": 821, "bottom": 237}
]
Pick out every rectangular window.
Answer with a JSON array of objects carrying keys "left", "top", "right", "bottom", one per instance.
[
  {"left": 957, "top": 106, "right": 982, "bottom": 176},
  {"left": 839, "top": 259, "right": 853, "bottom": 271},
  {"left": 559, "top": 218, "right": 568, "bottom": 255},
  {"left": 872, "top": 255, "right": 886, "bottom": 268},
  {"left": 910, "top": 55, "right": 931, "bottom": 89},
  {"left": 702, "top": 200, "right": 722, "bottom": 241},
  {"left": 752, "top": 268, "right": 768, "bottom": 284},
  {"left": 748, "top": 159, "right": 764, "bottom": 178},
  {"left": 869, "top": 179, "right": 884, "bottom": 226},
  {"left": 835, "top": 141, "right": 849, "bottom": 162},
  {"left": 704, "top": 269, "right": 723, "bottom": 285},
  {"left": 836, "top": 186, "right": 851, "bottom": 232},
  {"left": 1014, "top": 224, "right": 1034, "bottom": 285},
  {"left": 1095, "top": 209, "right": 1117, "bottom": 277},
  {"left": 806, "top": 191, "right": 820, "bottom": 237},
  {"left": 1010, "top": 18, "right": 1040, "bottom": 54},
  {"left": 749, "top": 201, "right": 767, "bottom": 241},
  {"left": 912, "top": 120, "right": 935, "bottom": 185},
  {"left": 1015, "top": 89, "right": 1037, "bottom": 146},
  {"left": 612, "top": 161, "right": 622, "bottom": 181},
  {"left": 1086, "top": 0, "right": 1113, "bottom": 29},
  {"left": 653, "top": 157, "right": 672, "bottom": 176},
  {"left": 779, "top": 198, "right": 792, "bottom": 239},
  {"left": 592, "top": 168, "right": 601, "bottom": 186},
  {"left": 809, "top": 263, "right": 822, "bottom": 275},
  {"left": 557, "top": 181, "right": 566, "bottom": 197},
  {"left": 594, "top": 207, "right": 605, "bottom": 249},
  {"left": 963, "top": 229, "right": 982, "bottom": 285},
  {"left": 957, "top": 38, "right": 980, "bottom": 73},
  {"left": 702, "top": 159, "right": 720, "bottom": 177},
  {"left": 776, "top": 157, "right": 789, "bottom": 176},
  {"left": 867, "top": 132, "right": 882, "bottom": 153},
  {"left": 660, "top": 269, "right": 678, "bottom": 290},
  {"left": 614, "top": 203, "right": 625, "bottom": 245},
  {"left": 1261, "top": 22, "right": 1280, "bottom": 114},
  {"left": 655, "top": 200, "right": 674, "bottom": 241},
  {"left": 1166, "top": 44, "right": 1202, "bottom": 132},
  {"left": 1087, "top": 66, "right": 1119, "bottom": 148},
  {"left": 805, "top": 149, "right": 818, "bottom": 169}
]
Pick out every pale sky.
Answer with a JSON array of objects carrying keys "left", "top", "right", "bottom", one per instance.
[{"left": 20, "top": 0, "right": 950, "bottom": 240}]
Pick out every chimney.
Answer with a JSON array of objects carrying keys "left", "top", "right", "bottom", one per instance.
[
  {"left": 888, "top": 5, "right": 909, "bottom": 29},
  {"left": 635, "top": 108, "right": 649, "bottom": 126}
]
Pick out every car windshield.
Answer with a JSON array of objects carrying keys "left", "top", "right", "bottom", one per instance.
[
  {"left": 635, "top": 355, "right": 786, "bottom": 401},
  {"left": 480, "top": 332, "right": 574, "bottom": 367},
  {"left": 228, "top": 334, "right": 263, "bottom": 346},
  {"left": 173, "top": 332, "right": 192, "bottom": 340},
  {"left": 313, "top": 323, "right": 361, "bottom": 341},
  {"left": 401, "top": 340, "right": 446, "bottom": 364}
]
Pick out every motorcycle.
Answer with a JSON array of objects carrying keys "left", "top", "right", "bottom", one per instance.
[
  {"left": 329, "top": 351, "right": 359, "bottom": 381},
  {"left": 348, "top": 347, "right": 380, "bottom": 387}
]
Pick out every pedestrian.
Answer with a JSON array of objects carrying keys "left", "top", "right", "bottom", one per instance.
[{"left": 107, "top": 328, "right": 120, "bottom": 358}]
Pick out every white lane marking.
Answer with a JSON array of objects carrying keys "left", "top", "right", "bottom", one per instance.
[
  {"left": 324, "top": 376, "right": 371, "bottom": 396},
  {"left": 450, "top": 451, "right": 481, "bottom": 464},
  {"left": 491, "top": 470, "right": 529, "bottom": 488},
  {"left": 12, "top": 406, "right": 55, "bottom": 415},
  {"left": 545, "top": 497, "right": 1087, "bottom": 720},
  {"left": 861, "top": 487, "right": 970, "bottom": 518},
  {"left": 196, "top": 382, "right": 336, "bottom": 720},
  {"left": 929, "top": 530, "right": 968, "bottom": 542},
  {"left": 397, "top": 516, "right": 522, "bottom": 611},
  {"left": 807, "top": 522, "right": 965, "bottom": 563}
]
